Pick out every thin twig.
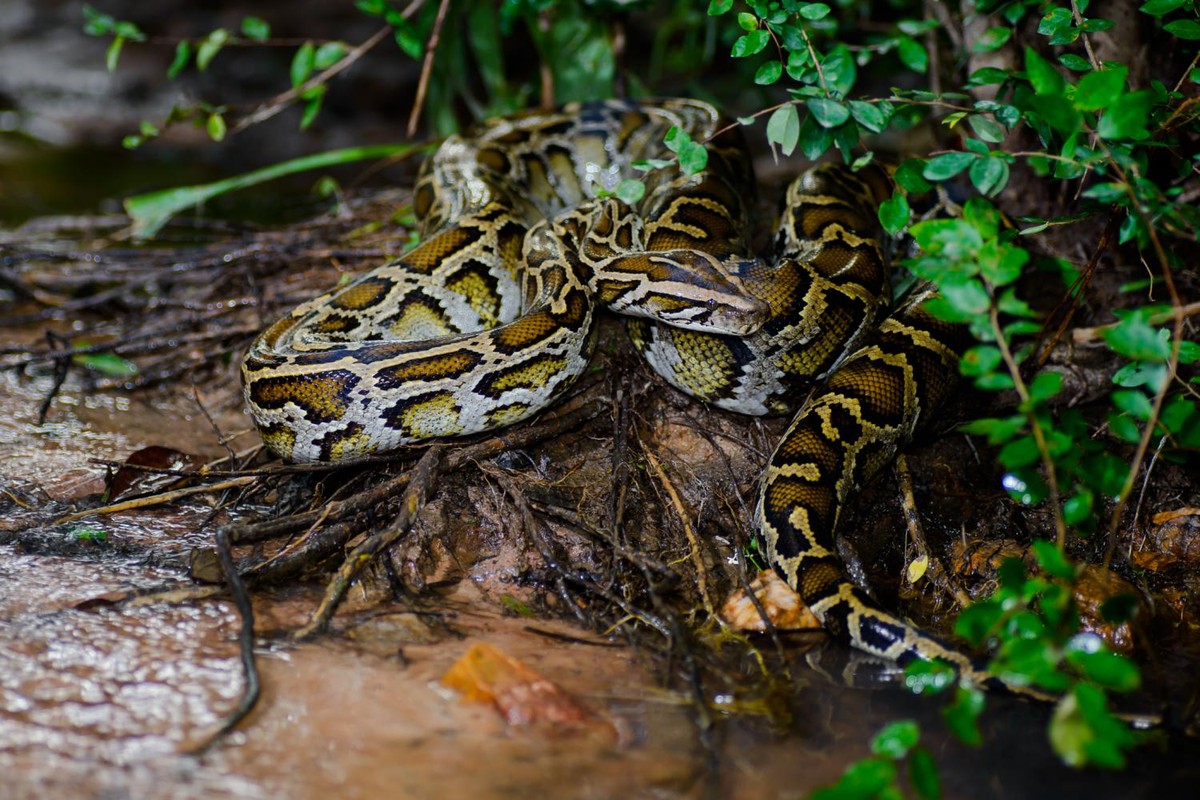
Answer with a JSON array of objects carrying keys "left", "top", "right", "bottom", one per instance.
[
  {"left": 1069, "top": 0, "right": 1101, "bottom": 71},
  {"left": 641, "top": 445, "right": 717, "bottom": 617},
  {"left": 292, "top": 446, "right": 444, "bottom": 639},
  {"left": 406, "top": 0, "right": 453, "bottom": 137},
  {"left": 233, "top": 25, "right": 392, "bottom": 135},
  {"left": 895, "top": 454, "right": 971, "bottom": 607},
  {"left": 1071, "top": 299, "right": 1200, "bottom": 345},
  {"left": 191, "top": 381, "right": 238, "bottom": 467},
  {"left": 182, "top": 525, "right": 261, "bottom": 755},
  {"left": 55, "top": 477, "right": 257, "bottom": 523}
]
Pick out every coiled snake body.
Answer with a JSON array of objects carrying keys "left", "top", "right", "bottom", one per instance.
[{"left": 243, "top": 99, "right": 981, "bottom": 678}]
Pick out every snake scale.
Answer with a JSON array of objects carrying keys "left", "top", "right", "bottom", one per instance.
[{"left": 243, "top": 98, "right": 985, "bottom": 680}]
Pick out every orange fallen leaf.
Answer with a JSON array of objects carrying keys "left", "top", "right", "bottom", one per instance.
[
  {"left": 720, "top": 570, "right": 822, "bottom": 632},
  {"left": 1151, "top": 507, "right": 1200, "bottom": 525},
  {"left": 441, "top": 642, "right": 615, "bottom": 737}
]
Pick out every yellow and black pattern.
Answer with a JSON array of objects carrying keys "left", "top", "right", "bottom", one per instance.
[
  {"left": 243, "top": 99, "right": 767, "bottom": 463},
  {"left": 756, "top": 286, "right": 986, "bottom": 676},
  {"left": 244, "top": 98, "right": 991, "bottom": 683},
  {"left": 628, "top": 163, "right": 896, "bottom": 415}
]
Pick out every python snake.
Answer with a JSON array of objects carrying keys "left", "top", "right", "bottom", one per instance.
[{"left": 243, "top": 98, "right": 986, "bottom": 682}]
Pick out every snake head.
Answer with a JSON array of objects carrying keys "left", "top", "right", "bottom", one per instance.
[{"left": 595, "top": 250, "right": 769, "bottom": 336}]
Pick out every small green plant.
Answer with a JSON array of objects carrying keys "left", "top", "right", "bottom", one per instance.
[
  {"left": 70, "top": 525, "right": 108, "bottom": 543},
  {"left": 810, "top": 720, "right": 941, "bottom": 800}
]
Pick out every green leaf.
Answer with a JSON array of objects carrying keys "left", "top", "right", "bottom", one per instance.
[
  {"left": 1049, "top": 692, "right": 1092, "bottom": 767},
  {"left": 314, "top": 42, "right": 348, "bottom": 70},
  {"left": 168, "top": 40, "right": 192, "bottom": 79},
  {"left": 969, "top": 157, "right": 1008, "bottom": 196},
  {"left": 82, "top": 4, "right": 116, "bottom": 36},
  {"left": 1139, "top": 0, "right": 1187, "bottom": 14},
  {"left": 1074, "top": 66, "right": 1128, "bottom": 111},
  {"left": 123, "top": 142, "right": 425, "bottom": 239},
  {"left": 1112, "top": 389, "right": 1153, "bottom": 419},
  {"left": 1108, "top": 412, "right": 1142, "bottom": 443},
  {"left": 963, "top": 196, "right": 1000, "bottom": 237},
  {"left": 1082, "top": 182, "right": 1127, "bottom": 202},
  {"left": 922, "top": 151, "right": 976, "bottom": 180},
  {"left": 849, "top": 100, "right": 888, "bottom": 132},
  {"left": 1103, "top": 314, "right": 1171, "bottom": 361},
  {"left": 1029, "top": 371, "right": 1063, "bottom": 401},
  {"left": 797, "top": 113, "right": 832, "bottom": 159},
  {"left": 1137, "top": 0, "right": 1185, "bottom": 13},
  {"left": 1049, "top": 685, "right": 1137, "bottom": 769},
  {"left": 616, "top": 179, "right": 645, "bottom": 205},
  {"left": 974, "top": 26, "right": 1012, "bottom": 53},
  {"left": 956, "top": 599, "right": 1003, "bottom": 647},
  {"left": 1032, "top": 540, "right": 1077, "bottom": 580},
  {"left": 962, "top": 136, "right": 990, "bottom": 155},
  {"left": 72, "top": 352, "right": 137, "bottom": 377},
  {"left": 1031, "top": 92, "right": 1082, "bottom": 136},
  {"left": 707, "top": 0, "right": 733, "bottom": 14},
  {"left": 895, "top": 160, "right": 932, "bottom": 193},
  {"left": 897, "top": 36, "right": 928, "bottom": 73},
  {"left": 105, "top": 35, "right": 125, "bottom": 72},
  {"left": 961, "top": 414, "right": 1025, "bottom": 445},
  {"left": 785, "top": 47, "right": 810, "bottom": 80},
  {"left": 967, "top": 67, "right": 1010, "bottom": 87},
  {"left": 1097, "top": 90, "right": 1155, "bottom": 139},
  {"left": 799, "top": 3, "right": 831, "bottom": 20},
  {"left": 941, "top": 685, "right": 985, "bottom": 747},
  {"left": 393, "top": 21, "right": 423, "bottom": 59},
  {"left": 736, "top": 11, "right": 758, "bottom": 30},
  {"left": 872, "top": 721, "right": 920, "bottom": 759},
  {"left": 291, "top": 40, "right": 316, "bottom": 87},
  {"left": 999, "top": 435, "right": 1040, "bottom": 468},
  {"left": 1112, "top": 360, "right": 1168, "bottom": 391},
  {"left": 755, "top": 60, "right": 783, "bottom": 85},
  {"left": 71, "top": 524, "right": 108, "bottom": 542},
  {"left": 808, "top": 97, "right": 850, "bottom": 128},
  {"left": 821, "top": 45, "right": 857, "bottom": 95},
  {"left": 767, "top": 104, "right": 801, "bottom": 156},
  {"left": 968, "top": 114, "right": 1006, "bottom": 143},
  {"left": 1069, "top": 650, "right": 1142, "bottom": 692},
  {"left": 959, "top": 346, "right": 1003, "bottom": 377},
  {"left": 1164, "top": 19, "right": 1200, "bottom": 39},
  {"left": 207, "top": 112, "right": 227, "bottom": 142},
  {"left": 1058, "top": 54, "right": 1093, "bottom": 72},
  {"left": 678, "top": 140, "right": 708, "bottom": 174},
  {"left": 1025, "top": 47, "right": 1065, "bottom": 94},
  {"left": 197, "top": 28, "right": 230, "bottom": 72},
  {"left": 909, "top": 218, "right": 982, "bottom": 257},
  {"left": 1062, "top": 489, "right": 1094, "bottom": 526},
  {"left": 731, "top": 29, "right": 770, "bottom": 58},
  {"left": 908, "top": 746, "right": 941, "bottom": 800},
  {"left": 299, "top": 85, "right": 325, "bottom": 129},
  {"left": 879, "top": 193, "right": 910, "bottom": 236},
  {"left": 240, "top": 16, "right": 270, "bottom": 41}
]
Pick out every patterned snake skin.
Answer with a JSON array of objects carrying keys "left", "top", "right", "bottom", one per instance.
[{"left": 243, "top": 98, "right": 988, "bottom": 681}]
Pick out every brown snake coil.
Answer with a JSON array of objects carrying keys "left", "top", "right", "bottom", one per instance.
[{"left": 243, "top": 98, "right": 992, "bottom": 683}]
